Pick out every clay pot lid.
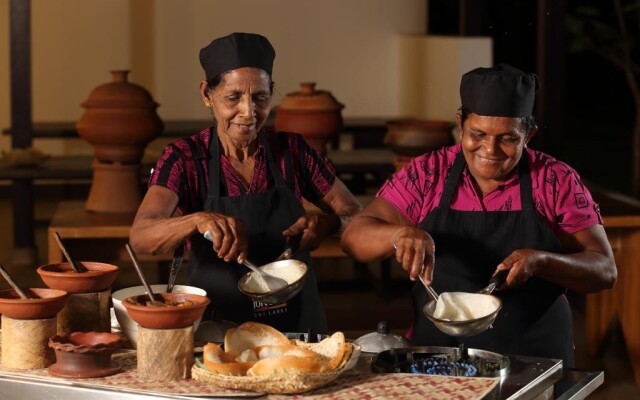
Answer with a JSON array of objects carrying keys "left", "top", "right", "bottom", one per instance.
[
  {"left": 37, "top": 262, "right": 119, "bottom": 294},
  {"left": 81, "top": 70, "right": 159, "bottom": 109},
  {"left": 49, "top": 332, "right": 122, "bottom": 353},
  {"left": 277, "top": 82, "right": 344, "bottom": 111}
]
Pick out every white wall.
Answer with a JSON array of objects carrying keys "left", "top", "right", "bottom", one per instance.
[{"left": 4, "top": 1, "right": 482, "bottom": 156}]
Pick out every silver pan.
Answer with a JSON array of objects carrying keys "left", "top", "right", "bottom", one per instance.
[{"left": 422, "top": 270, "right": 508, "bottom": 337}]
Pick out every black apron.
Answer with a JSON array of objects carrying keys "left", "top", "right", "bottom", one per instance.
[
  {"left": 412, "top": 151, "right": 574, "bottom": 367},
  {"left": 186, "top": 128, "right": 327, "bottom": 333}
]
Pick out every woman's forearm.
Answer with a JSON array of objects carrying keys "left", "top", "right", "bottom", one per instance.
[
  {"left": 341, "top": 215, "right": 401, "bottom": 262},
  {"left": 536, "top": 250, "right": 617, "bottom": 293},
  {"left": 129, "top": 212, "right": 204, "bottom": 255}
]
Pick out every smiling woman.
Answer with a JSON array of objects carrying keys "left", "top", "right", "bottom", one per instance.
[
  {"left": 341, "top": 64, "right": 617, "bottom": 368},
  {"left": 128, "top": 32, "right": 361, "bottom": 334}
]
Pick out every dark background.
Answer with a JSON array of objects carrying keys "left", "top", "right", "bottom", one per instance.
[{"left": 428, "top": 0, "right": 635, "bottom": 195}]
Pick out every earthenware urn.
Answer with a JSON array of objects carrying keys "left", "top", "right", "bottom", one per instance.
[
  {"left": 76, "top": 70, "right": 163, "bottom": 213},
  {"left": 275, "top": 82, "right": 344, "bottom": 156},
  {"left": 384, "top": 119, "right": 454, "bottom": 171}
]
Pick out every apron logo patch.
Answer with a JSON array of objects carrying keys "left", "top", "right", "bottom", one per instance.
[{"left": 253, "top": 300, "right": 288, "bottom": 318}]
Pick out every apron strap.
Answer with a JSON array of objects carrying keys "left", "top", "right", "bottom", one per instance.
[
  {"left": 259, "top": 132, "right": 287, "bottom": 189},
  {"left": 518, "top": 153, "right": 535, "bottom": 212},
  {"left": 208, "top": 127, "right": 222, "bottom": 199},
  {"left": 439, "top": 151, "right": 466, "bottom": 208},
  {"left": 194, "top": 134, "right": 209, "bottom": 206}
]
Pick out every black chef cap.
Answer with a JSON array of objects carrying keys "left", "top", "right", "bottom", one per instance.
[
  {"left": 460, "top": 64, "right": 539, "bottom": 118},
  {"left": 199, "top": 32, "right": 275, "bottom": 82}
]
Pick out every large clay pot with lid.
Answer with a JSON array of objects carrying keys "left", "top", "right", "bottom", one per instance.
[
  {"left": 76, "top": 70, "right": 163, "bottom": 212},
  {"left": 275, "top": 82, "right": 344, "bottom": 156}
]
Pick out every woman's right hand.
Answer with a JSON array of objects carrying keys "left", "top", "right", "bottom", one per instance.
[
  {"left": 391, "top": 226, "right": 435, "bottom": 285},
  {"left": 197, "top": 212, "right": 248, "bottom": 264}
]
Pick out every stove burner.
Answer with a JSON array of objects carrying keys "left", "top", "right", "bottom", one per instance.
[
  {"left": 371, "top": 345, "right": 510, "bottom": 378},
  {"left": 410, "top": 359, "right": 478, "bottom": 377}
]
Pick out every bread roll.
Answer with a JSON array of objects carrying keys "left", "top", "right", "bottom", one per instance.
[
  {"left": 254, "top": 344, "right": 320, "bottom": 360},
  {"left": 203, "top": 343, "right": 254, "bottom": 376},
  {"left": 247, "top": 355, "right": 324, "bottom": 376},
  {"left": 303, "top": 332, "right": 351, "bottom": 371},
  {"left": 224, "top": 322, "right": 290, "bottom": 354}
]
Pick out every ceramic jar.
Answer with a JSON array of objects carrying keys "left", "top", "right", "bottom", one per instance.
[
  {"left": 274, "top": 82, "right": 344, "bottom": 156},
  {"left": 76, "top": 70, "right": 163, "bottom": 212},
  {"left": 384, "top": 119, "right": 454, "bottom": 170}
]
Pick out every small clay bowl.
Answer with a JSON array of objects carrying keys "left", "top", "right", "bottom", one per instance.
[
  {"left": 0, "top": 288, "right": 68, "bottom": 319},
  {"left": 122, "top": 293, "right": 210, "bottom": 330},
  {"left": 37, "top": 262, "right": 119, "bottom": 294},
  {"left": 48, "top": 331, "right": 122, "bottom": 378}
]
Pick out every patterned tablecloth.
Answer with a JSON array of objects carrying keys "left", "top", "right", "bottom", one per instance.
[{"left": 0, "top": 346, "right": 499, "bottom": 399}]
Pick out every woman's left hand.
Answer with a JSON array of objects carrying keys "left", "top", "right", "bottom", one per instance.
[
  {"left": 282, "top": 213, "right": 340, "bottom": 254},
  {"left": 494, "top": 249, "right": 546, "bottom": 289}
]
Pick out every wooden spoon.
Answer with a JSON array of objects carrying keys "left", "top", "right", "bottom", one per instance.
[
  {"left": 124, "top": 243, "right": 167, "bottom": 307},
  {"left": 53, "top": 231, "right": 86, "bottom": 273},
  {"left": 0, "top": 263, "right": 30, "bottom": 299}
]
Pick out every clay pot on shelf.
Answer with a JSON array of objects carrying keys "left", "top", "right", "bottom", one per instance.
[
  {"left": 76, "top": 70, "right": 163, "bottom": 213},
  {"left": 384, "top": 119, "right": 454, "bottom": 171},
  {"left": 48, "top": 331, "right": 122, "bottom": 378},
  {"left": 274, "top": 82, "right": 344, "bottom": 156}
]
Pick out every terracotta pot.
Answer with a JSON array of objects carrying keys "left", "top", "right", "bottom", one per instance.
[
  {"left": 384, "top": 119, "right": 454, "bottom": 170},
  {"left": 77, "top": 70, "right": 163, "bottom": 163},
  {"left": 0, "top": 288, "right": 68, "bottom": 319},
  {"left": 122, "top": 293, "right": 209, "bottom": 330},
  {"left": 76, "top": 70, "right": 163, "bottom": 213},
  {"left": 274, "top": 82, "right": 344, "bottom": 156},
  {"left": 37, "top": 262, "right": 119, "bottom": 294},
  {"left": 48, "top": 332, "right": 121, "bottom": 378}
]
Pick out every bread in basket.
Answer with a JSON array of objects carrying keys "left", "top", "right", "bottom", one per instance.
[{"left": 192, "top": 321, "right": 355, "bottom": 394}]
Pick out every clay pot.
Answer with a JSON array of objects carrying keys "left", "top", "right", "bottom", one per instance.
[
  {"left": 76, "top": 70, "right": 164, "bottom": 213},
  {"left": 274, "top": 82, "right": 344, "bottom": 156},
  {"left": 0, "top": 288, "right": 68, "bottom": 319},
  {"left": 384, "top": 119, "right": 454, "bottom": 170},
  {"left": 37, "top": 262, "right": 119, "bottom": 294},
  {"left": 48, "top": 331, "right": 122, "bottom": 378},
  {"left": 122, "top": 293, "right": 210, "bottom": 330},
  {"left": 77, "top": 70, "right": 163, "bottom": 163}
]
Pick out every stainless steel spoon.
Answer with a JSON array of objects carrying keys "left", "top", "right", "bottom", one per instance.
[
  {"left": 0, "top": 262, "right": 30, "bottom": 299},
  {"left": 203, "top": 230, "right": 288, "bottom": 291}
]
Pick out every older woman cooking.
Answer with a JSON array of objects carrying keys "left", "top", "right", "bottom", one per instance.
[
  {"left": 129, "top": 32, "right": 361, "bottom": 333},
  {"left": 341, "top": 64, "right": 617, "bottom": 366}
]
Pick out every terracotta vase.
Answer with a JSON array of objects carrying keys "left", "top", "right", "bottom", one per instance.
[
  {"left": 384, "top": 119, "right": 454, "bottom": 171},
  {"left": 274, "top": 82, "right": 344, "bottom": 156},
  {"left": 76, "top": 70, "right": 163, "bottom": 213}
]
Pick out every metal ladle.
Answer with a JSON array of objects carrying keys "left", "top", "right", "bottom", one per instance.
[
  {"left": 203, "top": 231, "right": 288, "bottom": 291},
  {"left": 125, "top": 243, "right": 167, "bottom": 307},
  {"left": 53, "top": 231, "right": 86, "bottom": 273},
  {"left": 0, "top": 263, "right": 30, "bottom": 299}
]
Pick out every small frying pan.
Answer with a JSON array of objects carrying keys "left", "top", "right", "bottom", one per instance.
[{"left": 422, "top": 270, "right": 509, "bottom": 337}]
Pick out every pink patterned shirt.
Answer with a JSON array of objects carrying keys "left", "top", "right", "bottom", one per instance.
[
  {"left": 149, "top": 128, "right": 336, "bottom": 217},
  {"left": 377, "top": 144, "right": 602, "bottom": 235}
]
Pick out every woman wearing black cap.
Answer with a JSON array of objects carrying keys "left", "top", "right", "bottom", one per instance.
[
  {"left": 341, "top": 64, "right": 616, "bottom": 366},
  {"left": 130, "top": 32, "right": 361, "bottom": 333}
]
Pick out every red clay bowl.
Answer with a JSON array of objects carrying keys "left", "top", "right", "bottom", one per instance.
[
  {"left": 122, "top": 293, "right": 210, "bottom": 330},
  {"left": 48, "top": 332, "right": 122, "bottom": 378},
  {"left": 0, "top": 288, "right": 68, "bottom": 319},
  {"left": 37, "top": 262, "right": 119, "bottom": 294}
]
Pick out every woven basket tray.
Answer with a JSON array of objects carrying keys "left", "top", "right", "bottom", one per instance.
[{"left": 192, "top": 343, "right": 354, "bottom": 394}]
